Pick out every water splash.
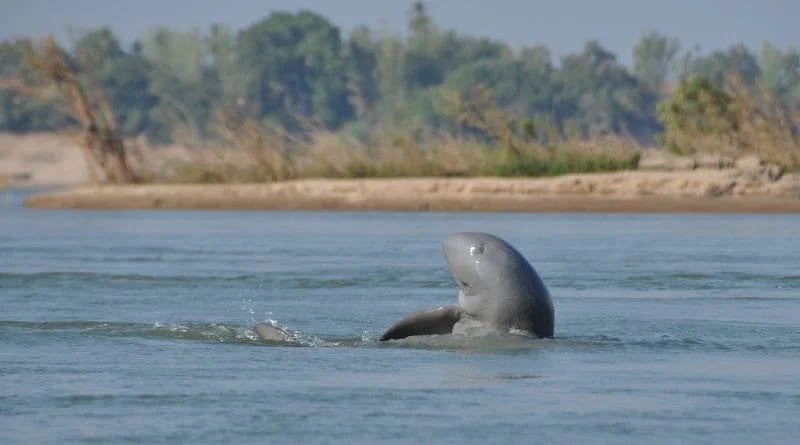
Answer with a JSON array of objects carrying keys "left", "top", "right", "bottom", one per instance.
[{"left": 239, "top": 298, "right": 257, "bottom": 325}]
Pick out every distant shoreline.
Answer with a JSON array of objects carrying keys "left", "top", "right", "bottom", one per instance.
[{"left": 24, "top": 173, "right": 800, "bottom": 213}]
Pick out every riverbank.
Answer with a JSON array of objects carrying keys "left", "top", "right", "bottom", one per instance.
[
  {"left": 24, "top": 169, "right": 800, "bottom": 212},
  {"left": 8, "top": 131, "right": 800, "bottom": 213}
]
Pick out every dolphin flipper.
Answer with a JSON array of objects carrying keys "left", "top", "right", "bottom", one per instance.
[{"left": 379, "top": 305, "right": 464, "bottom": 341}]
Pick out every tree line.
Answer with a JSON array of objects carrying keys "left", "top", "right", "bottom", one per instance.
[{"left": 1, "top": 2, "right": 799, "bottom": 147}]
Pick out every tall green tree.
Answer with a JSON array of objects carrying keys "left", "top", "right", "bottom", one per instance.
[
  {"left": 236, "top": 11, "right": 353, "bottom": 129},
  {"left": 557, "top": 41, "right": 659, "bottom": 139},
  {"left": 139, "top": 27, "right": 217, "bottom": 142},
  {"left": 683, "top": 44, "right": 760, "bottom": 87},
  {"left": 72, "top": 28, "right": 158, "bottom": 136},
  {"left": 343, "top": 26, "right": 379, "bottom": 121},
  {"left": 758, "top": 42, "right": 800, "bottom": 107},
  {"left": 207, "top": 24, "right": 247, "bottom": 110},
  {"left": 0, "top": 39, "right": 75, "bottom": 131},
  {"left": 633, "top": 31, "right": 680, "bottom": 91}
]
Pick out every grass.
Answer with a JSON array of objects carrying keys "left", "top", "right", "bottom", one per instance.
[
  {"left": 135, "top": 75, "right": 800, "bottom": 184},
  {"left": 143, "top": 129, "right": 643, "bottom": 183},
  {"left": 135, "top": 84, "right": 644, "bottom": 183}
]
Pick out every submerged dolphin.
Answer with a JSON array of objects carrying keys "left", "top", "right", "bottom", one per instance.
[
  {"left": 253, "top": 323, "right": 291, "bottom": 342},
  {"left": 380, "top": 232, "right": 554, "bottom": 341}
]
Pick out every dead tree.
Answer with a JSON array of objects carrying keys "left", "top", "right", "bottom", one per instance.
[{"left": 26, "top": 36, "right": 137, "bottom": 183}]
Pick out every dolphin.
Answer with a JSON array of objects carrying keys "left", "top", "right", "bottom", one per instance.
[
  {"left": 380, "top": 232, "right": 554, "bottom": 341},
  {"left": 253, "top": 323, "right": 291, "bottom": 342}
]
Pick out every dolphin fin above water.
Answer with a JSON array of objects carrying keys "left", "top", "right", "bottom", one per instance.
[{"left": 379, "top": 305, "right": 464, "bottom": 341}]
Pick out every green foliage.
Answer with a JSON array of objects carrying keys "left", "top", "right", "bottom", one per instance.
[
  {"left": 236, "top": 11, "right": 353, "bottom": 129},
  {"left": 482, "top": 147, "right": 640, "bottom": 177},
  {"left": 0, "top": 39, "right": 75, "bottom": 131},
  {"left": 758, "top": 42, "right": 800, "bottom": 108},
  {"left": 138, "top": 27, "right": 217, "bottom": 142},
  {"left": 657, "top": 73, "right": 800, "bottom": 167},
  {"left": 681, "top": 44, "right": 760, "bottom": 88},
  {"left": 72, "top": 29, "right": 160, "bottom": 136},
  {"left": 557, "top": 41, "right": 661, "bottom": 140},
  {"left": 657, "top": 75, "right": 735, "bottom": 154},
  {"left": 344, "top": 26, "right": 379, "bottom": 121},
  {"left": 165, "top": 132, "right": 642, "bottom": 182},
  {"left": 4, "top": 2, "right": 799, "bottom": 174},
  {"left": 633, "top": 31, "right": 680, "bottom": 91}
]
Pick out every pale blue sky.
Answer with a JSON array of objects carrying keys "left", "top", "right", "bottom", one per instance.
[{"left": 1, "top": 0, "right": 798, "bottom": 66}]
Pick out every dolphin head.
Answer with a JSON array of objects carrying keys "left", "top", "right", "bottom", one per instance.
[{"left": 442, "top": 232, "right": 529, "bottom": 316}]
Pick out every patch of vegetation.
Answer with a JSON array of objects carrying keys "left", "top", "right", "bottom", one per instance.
[{"left": 658, "top": 74, "right": 800, "bottom": 167}]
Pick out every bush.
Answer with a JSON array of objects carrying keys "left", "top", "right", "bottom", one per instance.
[{"left": 657, "top": 74, "right": 800, "bottom": 167}]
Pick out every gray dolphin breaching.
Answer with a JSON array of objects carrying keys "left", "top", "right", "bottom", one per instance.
[{"left": 380, "top": 232, "right": 554, "bottom": 341}]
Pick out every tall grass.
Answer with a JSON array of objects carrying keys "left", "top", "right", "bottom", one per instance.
[
  {"left": 146, "top": 87, "right": 643, "bottom": 183},
  {"left": 150, "top": 126, "right": 641, "bottom": 183}
]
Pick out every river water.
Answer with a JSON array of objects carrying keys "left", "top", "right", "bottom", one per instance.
[{"left": 1, "top": 189, "right": 799, "bottom": 444}]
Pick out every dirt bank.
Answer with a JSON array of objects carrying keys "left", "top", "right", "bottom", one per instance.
[
  {"left": 25, "top": 171, "right": 800, "bottom": 212},
  {"left": 9, "top": 132, "right": 800, "bottom": 212},
  {"left": 0, "top": 133, "right": 88, "bottom": 186}
]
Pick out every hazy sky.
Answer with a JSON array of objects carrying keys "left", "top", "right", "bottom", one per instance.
[{"left": 1, "top": 0, "right": 798, "bottom": 66}]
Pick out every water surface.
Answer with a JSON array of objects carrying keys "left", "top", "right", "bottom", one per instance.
[{"left": 2, "top": 189, "right": 799, "bottom": 443}]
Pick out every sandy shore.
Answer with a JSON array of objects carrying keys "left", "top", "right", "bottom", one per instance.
[
  {"left": 0, "top": 133, "right": 89, "bottom": 186},
  {"left": 7, "top": 131, "right": 800, "bottom": 212},
  {"left": 24, "top": 170, "right": 800, "bottom": 212}
]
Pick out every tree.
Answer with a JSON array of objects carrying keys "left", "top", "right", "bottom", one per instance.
[
  {"left": 758, "top": 42, "right": 800, "bottom": 107},
  {"left": 27, "top": 36, "right": 138, "bottom": 182},
  {"left": 443, "top": 55, "right": 553, "bottom": 121},
  {"left": 403, "top": 2, "right": 444, "bottom": 88},
  {"left": 684, "top": 44, "right": 760, "bottom": 88},
  {"left": 207, "top": 24, "right": 249, "bottom": 115},
  {"left": 402, "top": 3, "right": 510, "bottom": 90},
  {"left": 633, "top": 31, "right": 680, "bottom": 92},
  {"left": 343, "top": 26, "right": 379, "bottom": 121},
  {"left": 139, "top": 27, "right": 217, "bottom": 143},
  {"left": 0, "top": 38, "right": 74, "bottom": 131},
  {"left": 236, "top": 11, "right": 353, "bottom": 129},
  {"left": 556, "top": 41, "right": 659, "bottom": 140},
  {"left": 657, "top": 75, "right": 736, "bottom": 154},
  {"left": 72, "top": 28, "right": 158, "bottom": 136}
]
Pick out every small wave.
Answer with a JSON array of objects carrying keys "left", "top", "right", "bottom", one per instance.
[
  {"left": 7, "top": 320, "right": 788, "bottom": 354},
  {"left": 0, "top": 320, "right": 258, "bottom": 342},
  {"left": 0, "top": 320, "right": 587, "bottom": 352},
  {"left": 558, "top": 333, "right": 622, "bottom": 343},
  {"left": 627, "top": 336, "right": 732, "bottom": 352},
  {"left": 379, "top": 331, "right": 559, "bottom": 353},
  {"left": 673, "top": 389, "right": 800, "bottom": 402},
  {"left": 581, "top": 271, "right": 800, "bottom": 292},
  {"left": 0, "top": 319, "right": 368, "bottom": 348},
  {"left": 0, "top": 320, "right": 276, "bottom": 346},
  {"left": 494, "top": 373, "right": 542, "bottom": 380},
  {"left": 0, "top": 271, "right": 453, "bottom": 291},
  {"left": 0, "top": 272, "right": 262, "bottom": 286}
]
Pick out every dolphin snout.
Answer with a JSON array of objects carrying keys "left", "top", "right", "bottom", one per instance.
[{"left": 441, "top": 233, "right": 467, "bottom": 260}]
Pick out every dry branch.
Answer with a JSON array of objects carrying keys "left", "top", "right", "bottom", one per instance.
[{"left": 25, "top": 36, "right": 137, "bottom": 183}]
